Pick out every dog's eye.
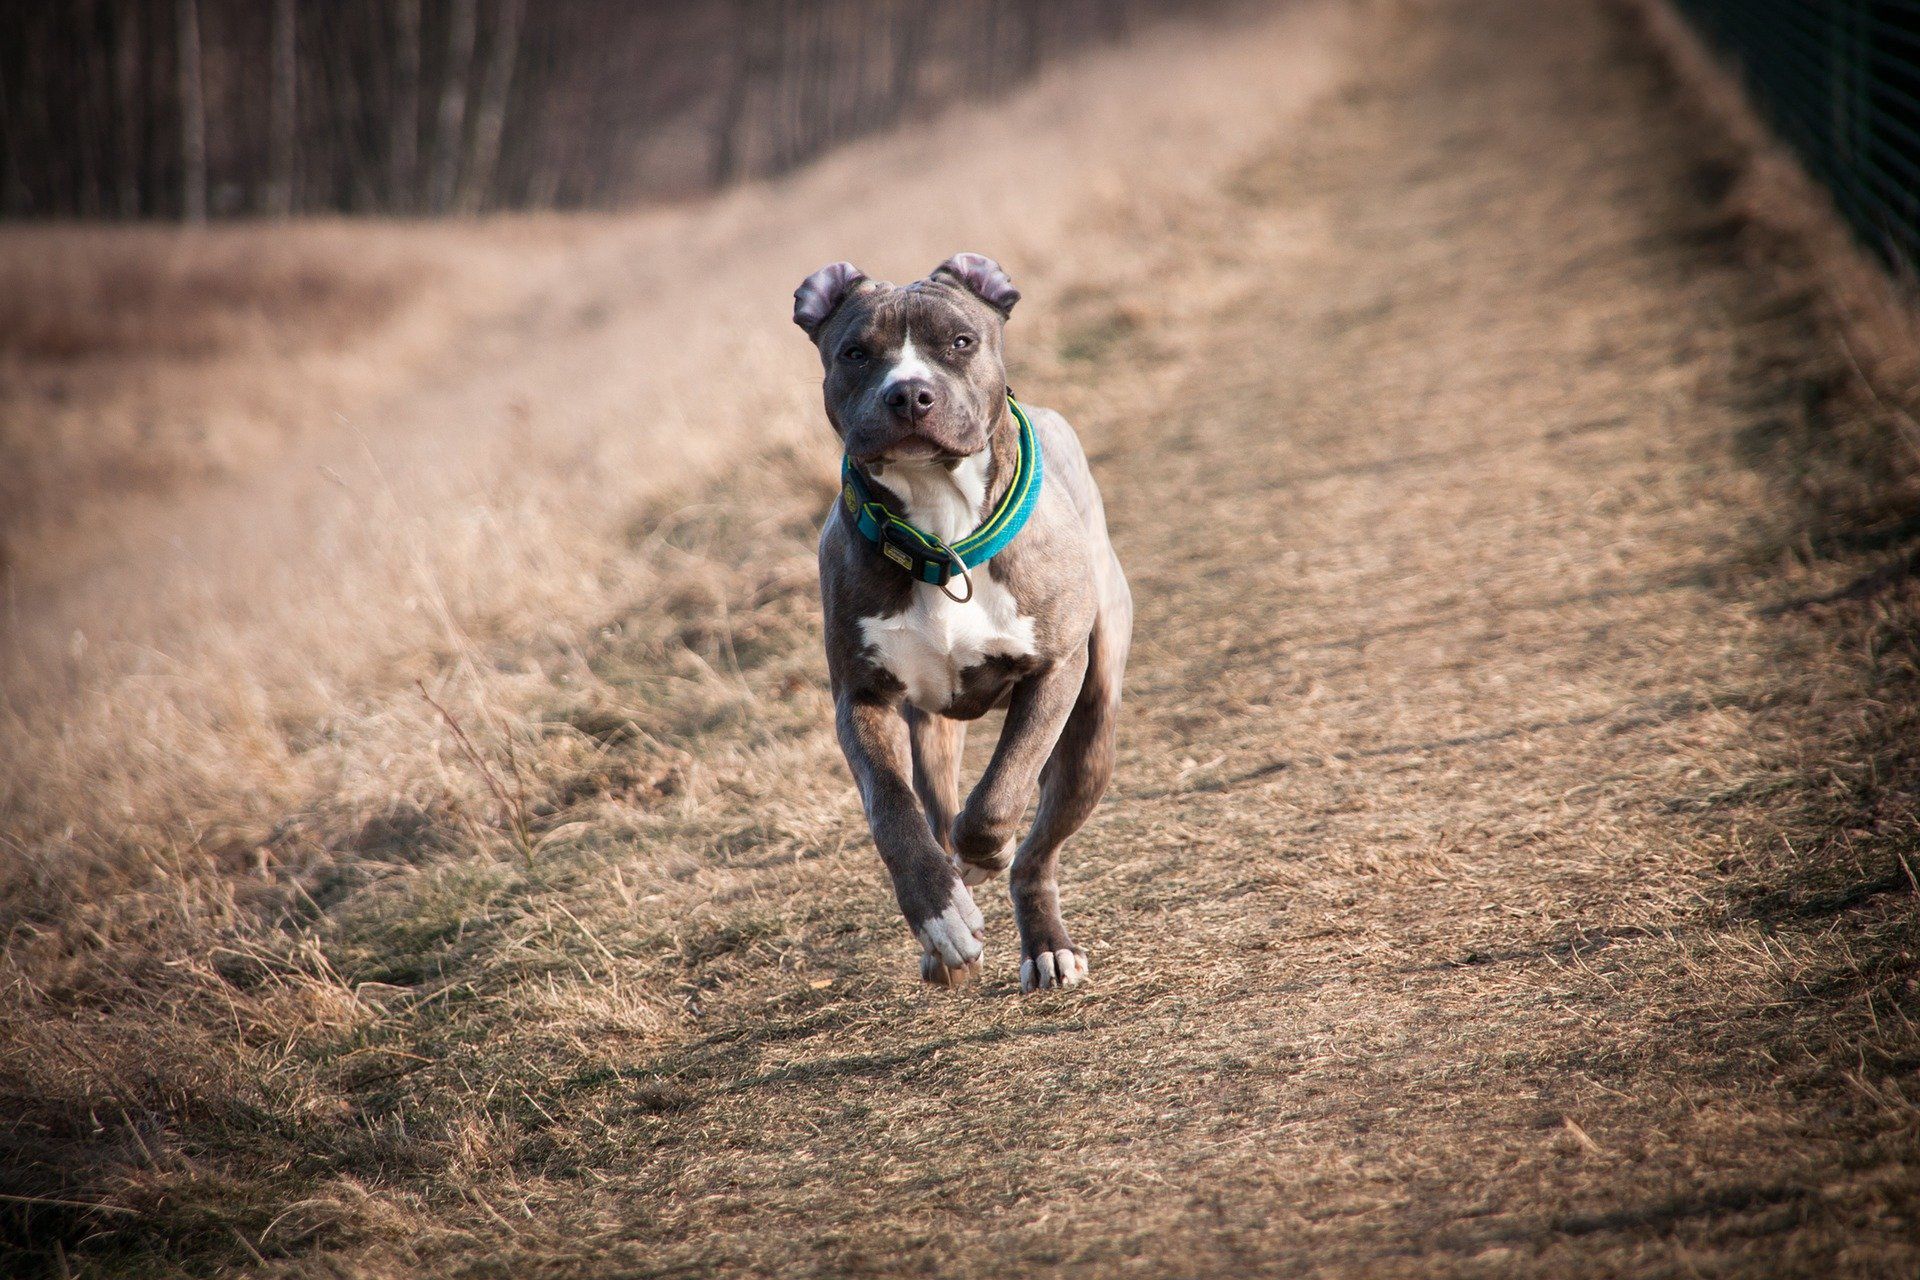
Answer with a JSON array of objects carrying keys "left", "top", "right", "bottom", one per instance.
[
  {"left": 840, "top": 345, "right": 868, "bottom": 363},
  {"left": 951, "top": 335, "right": 974, "bottom": 351}
]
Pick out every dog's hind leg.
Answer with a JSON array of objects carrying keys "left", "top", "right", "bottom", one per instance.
[
  {"left": 1011, "top": 585, "right": 1130, "bottom": 992},
  {"left": 905, "top": 706, "right": 965, "bottom": 854}
]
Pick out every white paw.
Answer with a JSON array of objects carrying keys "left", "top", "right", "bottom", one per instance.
[
  {"left": 1020, "top": 947, "right": 1088, "bottom": 993},
  {"left": 913, "top": 888, "right": 985, "bottom": 969}
]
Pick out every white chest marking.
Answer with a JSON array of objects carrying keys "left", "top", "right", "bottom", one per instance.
[
  {"left": 859, "top": 576, "right": 1038, "bottom": 711},
  {"left": 858, "top": 454, "right": 1035, "bottom": 711}
]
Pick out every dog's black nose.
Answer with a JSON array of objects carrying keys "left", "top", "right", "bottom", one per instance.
[{"left": 883, "top": 379, "right": 938, "bottom": 421}]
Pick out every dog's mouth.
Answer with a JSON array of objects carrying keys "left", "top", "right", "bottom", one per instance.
[
  {"left": 872, "top": 441, "right": 961, "bottom": 465},
  {"left": 849, "top": 434, "right": 982, "bottom": 468}
]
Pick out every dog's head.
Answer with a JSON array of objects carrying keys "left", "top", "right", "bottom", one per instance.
[{"left": 793, "top": 253, "right": 1021, "bottom": 466}]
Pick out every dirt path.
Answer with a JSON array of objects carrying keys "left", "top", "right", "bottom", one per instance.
[
  {"left": 540, "top": 1, "right": 1920, "bottom": 1273},
  {"left": 9, "top": 0, "right": 1919, "bottom": 1275}
]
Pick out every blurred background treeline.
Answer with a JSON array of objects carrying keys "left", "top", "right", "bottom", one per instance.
[{"left": 0, "top": 0, "right": 1221, "bottom": 221}]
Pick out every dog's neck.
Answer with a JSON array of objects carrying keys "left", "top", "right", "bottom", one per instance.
[{"left": 866, "top": 403, "right": 1018, "bottom": 547}]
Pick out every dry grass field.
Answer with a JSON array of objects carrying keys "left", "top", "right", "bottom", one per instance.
[{"left": 5, "top": 0, "right": 1920, "bottom": 1275}]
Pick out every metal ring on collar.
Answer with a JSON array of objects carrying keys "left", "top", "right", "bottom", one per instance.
[{"left": 937, "top": 545, "right": 974, "bottom": 603}]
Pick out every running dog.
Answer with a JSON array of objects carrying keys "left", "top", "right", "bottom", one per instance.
[{"left": 794, "top": 253, "right": 1131, "bottom": 991}]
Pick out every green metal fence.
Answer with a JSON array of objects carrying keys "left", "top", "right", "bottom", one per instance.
[{"left": 1672, "top": 0, "right": 1920, "bottom": 277}]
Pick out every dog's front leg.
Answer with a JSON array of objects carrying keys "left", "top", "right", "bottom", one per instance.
[
  {"left": 951, "top": 647, "right": 1087, "bottom": 876},
  {"left": 835, "top": 691, "right": 985, "bottom": 985},
  {"left": 950, "top": 650, "right": 1090, "bottom": 989}
]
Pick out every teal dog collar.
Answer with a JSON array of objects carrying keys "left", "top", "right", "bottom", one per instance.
[{"left": 841, "top": 395, "right": 1043, "bottom": 600}]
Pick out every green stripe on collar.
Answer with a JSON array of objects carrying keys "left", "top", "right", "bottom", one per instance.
[{"left": 840, "top": 395, "right": 1043, "bottom": 591}]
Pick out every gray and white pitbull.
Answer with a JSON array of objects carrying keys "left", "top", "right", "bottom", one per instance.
[{"left": 794, "top": 253, "right": 1131, "bottom": 992}]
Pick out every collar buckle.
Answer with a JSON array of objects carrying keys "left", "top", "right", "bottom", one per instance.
[{"left": 877, "top": 519, "right": 956, "bottom": 587}]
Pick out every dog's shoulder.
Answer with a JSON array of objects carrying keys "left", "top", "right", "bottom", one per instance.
[
  {"left": 1016, "top": 401, "right": 1110, "bottom": 538},
  {"left": 1017, "top": 401, "right": 1085, "bottom": 461}
]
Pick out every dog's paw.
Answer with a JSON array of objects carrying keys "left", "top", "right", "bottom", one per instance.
[
  {"left": 1019, "top": 945, "right": 1089, "bottom": 994},
  {"left": 912, "top": 888, "right": 985, "bottom": 984},
  {"left": 955, "top": 838, "right": 1014, "bottom": 886},
  {"left": 921, "top": 950, "right": 981, "bottom": 987}
]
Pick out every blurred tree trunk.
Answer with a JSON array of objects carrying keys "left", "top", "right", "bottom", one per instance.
[
  {"left": 0, "top": 60, "right": 21, "bottom": 216},
  {"left": 768, "top": 0, "right": 792, "bottom": 171},
  {"left": 112, "top": 0, "right": 142, "bottom": 216},
  {"left": 798, "top": 1, "right": 833, "bottom": 164},
  {"left": 709, "top": 0, "right": 758, "bottom": 187},
  {"left": 267, "top": 0, "right": 296, "bottom": 215},
  {"left": 77, "top": 0, "right": 108, "bottom": 217},
  {"left": 458, "top": 0, "right": 524, "bottom": 213},
  {"left": 391, "top": 0, "right": 421, "bottom": 212},
  {"left": 834, "top": 0, "right": 864, "bottom": 142},
  {"left": 175, "top": 0, "right": 206, "bottom": 222},
  {"left": 885, "top": 0, "right": 926, "bottom": 124},
  {"left": 519, "top": 6, "right": 566, "bottom": 208},
  {"left": 846, "top": 0, "right": 875, "bottom": 131},
  {"left": 429, "top": 0, "right": 479, "bottom": 213},
  {"left": 768, "top": 0, "right": 795, "bottom": 171},
  {"left": 326, "top": 13, "right": 378, "bottom": 210},
  {"left": 14, "top": 11, "right": 54, "bottom": 215},
  {"left": 976, "top": 0, "right": 1003, "bottom": 90},
  {"left": 1015, "top": 0, "right": 1043, "bottom": 81}
]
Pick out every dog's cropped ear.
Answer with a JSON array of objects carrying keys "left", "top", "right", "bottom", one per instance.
[
  {"left": 932, "top": 252, "right": 1020, "bottom": 318},
  {"left": 793, "top": 261, "right": 868, "bottom": 337}
]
